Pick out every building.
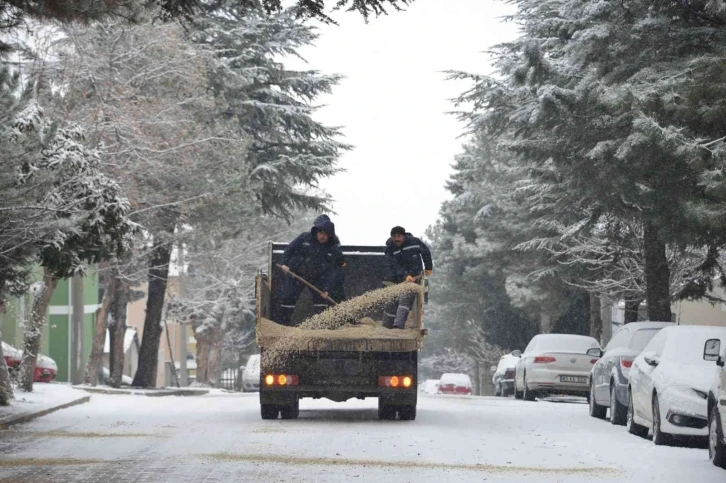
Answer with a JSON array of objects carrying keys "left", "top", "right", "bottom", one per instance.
[{"left": 0, "top": 271, "right": 100, "bottom": 382}]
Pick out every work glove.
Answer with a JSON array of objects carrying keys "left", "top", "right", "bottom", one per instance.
[
  {"left": 425, "top": 270, "right": 433, "bottom": 277},
  {"left": 280, "top": 265, "right": 290, "bottom": 274},
  {"left": 405, "top": 275, "right": 416, "bottom": 283}
]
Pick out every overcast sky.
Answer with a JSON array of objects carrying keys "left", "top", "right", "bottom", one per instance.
[{"left": 291, "top": 0, "right": 518, "bottom": 245}]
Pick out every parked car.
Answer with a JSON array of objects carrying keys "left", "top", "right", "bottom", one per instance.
[
  {"left": 2, "top": 342, "right": 57, "bottom": 382},
  {"left": 589, "top": 321, "right": 672, "bottom": 424},
  {"left": 242, "top": 354, "right": 261, "bottom": 392},
  {"left": 492, "top": 352, "right": 520, "bottom": 397},
  {"left": 627, "top": 325, "right": 726, "bottom": 446},
  {"left": 420, "top": 379, "right": 440, "bottom": 395},
  {"left": 514, "top": 334, "right": 601, "bottom": 401},
  {"left": 438, "top": 373, "right": 472, "bottom": 395},
  {"left": 2, "top": 341, "right": 20, "bottom": 370},
  {"left": 706, "top": 338, "right": 726, "bottom": 469}
]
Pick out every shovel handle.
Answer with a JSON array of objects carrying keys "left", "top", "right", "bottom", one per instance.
[{"left": 276, "top": 264, "right": 338, "bottom": 306}]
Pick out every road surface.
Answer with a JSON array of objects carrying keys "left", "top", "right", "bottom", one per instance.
[{"left": 0, "top": 392, "right": 722, "bottom": 482}]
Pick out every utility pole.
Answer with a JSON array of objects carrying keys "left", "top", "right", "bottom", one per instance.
[
  {"left": 178, "top": 241, "right": 188, "bottom": 387},
  {"left": 70, "top": 274, "right": 85, "bottom": 385}
]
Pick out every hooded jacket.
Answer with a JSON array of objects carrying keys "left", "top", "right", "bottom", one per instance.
[
  {"left": 283, "top": 217, "right": 345, "bottom": 292},
  {"left": 385, "top": 233, "right": 433, "bottom": 283}
]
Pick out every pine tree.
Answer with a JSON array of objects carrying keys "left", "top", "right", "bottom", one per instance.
[
  {"left": 193, "top": 5, "right": 350, "bottom": 220},
  {"left": 449, "top": 0, "right": 726, "bottom": 321}
]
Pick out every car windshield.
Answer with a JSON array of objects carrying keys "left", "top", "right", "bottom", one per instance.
[
  {"left": 535, "top": 335, "right": 599, "bottom": 353},
  {"left": 665, "top": 332, "right": 726, "bottom": 363},
  {"left": 629, "top": 329, "right": 660, "bottom": 351}
]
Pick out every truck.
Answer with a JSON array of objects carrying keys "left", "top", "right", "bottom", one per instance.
[{"left": 255, "top": 242, "right": 427, "bottom": 421}]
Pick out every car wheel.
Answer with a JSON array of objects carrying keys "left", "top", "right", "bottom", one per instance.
[
  {"left": 514, "top": 387, "right": 523, "bottom": 399},
  {"left": 502, "top": 387, "right": 512, "bottom": 398},
  {"left": 398, "top": 405, "right": 417, "bottom": 421},
  {"left": 709, "top": 406, "right": 726, "bottom": 468},
  {"left": 523, "top": 375, "right": 536, "bottom": 401},
  {"left": 378, "top": 398, "right": 397, "bottom": 420},
  {"left": 610, "top": 383, "right": 627, "bottom": 426},
  {"left": 626, "top": 390, "right": 648, "bottom": 438},
  {"left": 652, "top": 393, "right": 673, "bottom": 446},
  {"left": 260, "top": 404, "right": 279, "bottom": 420},
  {"left": 589, "top": 381, "right": 606, "bottom": 419}
]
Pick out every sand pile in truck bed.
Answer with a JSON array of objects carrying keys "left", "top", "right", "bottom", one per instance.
[
  {"left": 299, "top": 282, "right": 422, "bottom": 330},
  {"left": 260, "top": 282, "right": 423, "bottom": 368}
]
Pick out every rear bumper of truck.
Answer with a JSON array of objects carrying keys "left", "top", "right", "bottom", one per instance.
[{"left": 259, "top": 349, "right": 418, "bottom": 406}]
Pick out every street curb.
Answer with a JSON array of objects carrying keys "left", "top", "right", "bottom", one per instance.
[
  {"left": 0, "top": 395, "right": 91, "bottom": 429},
  {"left": 73, "top": 386, "right": 209, "bottom": 397}
]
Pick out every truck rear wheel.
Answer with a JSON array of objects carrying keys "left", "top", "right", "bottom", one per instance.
[
  {"left": 261, "top": 404, "right": 279, "bottom": 420},
  {"left": 280, "top": 399, "right": 300, "bottom": 420},
  {"left": 398, "top": 405, "right": 416, "bottom": 421},
  {"left": 378, "top": 398, "right": 397, "bottom": 420}
]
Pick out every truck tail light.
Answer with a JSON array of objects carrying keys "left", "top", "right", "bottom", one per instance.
[
  {"left": 534, "top": 356, "right": 556, "bottom": 364},
  {"left": 620, "top": 358, "right": 633, "bottom": 369},
  {"left": 378, "top": 375, "right": 414, "bottom": 388},
  {"left": 263, "top": 374, "right": 299, "bottom": 386}
]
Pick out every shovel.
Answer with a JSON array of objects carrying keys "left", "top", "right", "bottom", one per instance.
[{"left": 276, "top": 263, "right": 338, "bottom": 306}]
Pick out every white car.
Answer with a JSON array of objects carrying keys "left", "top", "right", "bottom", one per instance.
[
  {"left": 492, "top": 352, "right": 520, "bottom": 397},
  {"left": 514, "top": 334, "right": 601, "bottom": 401},
  {"left": 438, "top": 373, "right": 472, "bottom": 395},
  {"left": 627, "top": 325, "right": 726, "bottom": 446},
  {"left": 706, "top": 337, "right": 726, "bottom": 469},
  {"left": 242, "top": 354, "right": 261, "bottom": 392}
]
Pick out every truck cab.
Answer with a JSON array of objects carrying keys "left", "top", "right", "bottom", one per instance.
[{"left": 255, "top": 243, "right": 426, "bottom": 421}]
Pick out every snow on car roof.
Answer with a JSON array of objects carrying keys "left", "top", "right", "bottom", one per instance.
[
  {"left": 533, "top": 334, "right": 600, "bottom": 352},
  {"left": 440, "top": 373, "right": 472, "bottom": 386},
  {"left": 496, "top": 353, "right": 519, "bottom": 371},
  {"left": 661, "top": 325, "right": 726, "bottom": 363}
]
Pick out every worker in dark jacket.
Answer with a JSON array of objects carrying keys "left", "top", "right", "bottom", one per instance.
[
  {"left": 278, "top": 216, "right": 346, "bottom": 326},
  {"left": 382, "top": 226, "right": 433, "bottom": 329}
]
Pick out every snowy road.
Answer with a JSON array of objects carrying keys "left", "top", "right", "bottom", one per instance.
[{"left": 0, "top": 392, "right": 723, "bottom": 482}]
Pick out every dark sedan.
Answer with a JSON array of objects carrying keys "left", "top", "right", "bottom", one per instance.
[{"left": 588, "top": 321, "right": 672, "bottom": 424}]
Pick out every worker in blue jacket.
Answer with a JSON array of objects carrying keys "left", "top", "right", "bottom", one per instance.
[
  {"left": 383, "top": 226, "right": 433, "bottom": 329},
  {"left": 278, "top": 216, "right": 346, "bottom": 325}
]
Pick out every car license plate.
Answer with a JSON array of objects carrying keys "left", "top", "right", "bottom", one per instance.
[{"left": 560, "top": 376, "right": 587, "bottom": 384}]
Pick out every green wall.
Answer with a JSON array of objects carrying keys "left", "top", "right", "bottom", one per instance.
[{"left": 2, "top": 269, "right": 99, "bottom": 382}]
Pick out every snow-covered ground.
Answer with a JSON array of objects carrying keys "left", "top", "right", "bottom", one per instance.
[
  {"left": 0, "top": 393, "right": 723, "bottom": 482},
  {"left": 0, "top": 383, "right": 87, "bottom": 421}
]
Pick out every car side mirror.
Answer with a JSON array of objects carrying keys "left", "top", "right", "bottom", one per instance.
[
  {"left": 586, "top": 348, "right": 603, "bottom": 358},
  {"left": 643, "top": 352, "right": 660, "bottom": 367},
  {"left": 704, "top": 339, "right": 721, "bottom": 362},
  {"left": 511, "top": 350, "right": 522, "bottom": 358}
]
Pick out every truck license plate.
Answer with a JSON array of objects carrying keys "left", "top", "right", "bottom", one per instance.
[{"left": 560, "top": 376, "right": 587, "bottom": 384}]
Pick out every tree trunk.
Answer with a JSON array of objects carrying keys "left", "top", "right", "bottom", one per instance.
[
  {"left": 19, "top": 268, "right": 58, "bottom": 392},
  {"left": 0, "top": 333, "right": 13, "bottom": 405},
  {"left": 624, "top": 299, "right": 641, "bottom": 324},
  {"left": 209, "top": 341, "right": 221, "bottom": 387},
  {"left": 195, "top": 337, "right": 210, "bottom": 385},
  {"left": 589, "top": 293, "right": 602, "bottom": 343},
  {"left": 84, "top": 269, "right": 118, "bottom": 385},
  {"left": 109, "top": 280, "right": 129, "bottom": 388},
  {"left": 132, "top": 235, "right": 173, "bottom": 388},
  {"left": 643, "top": 221, "right": 672, "bottom": 322}
]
